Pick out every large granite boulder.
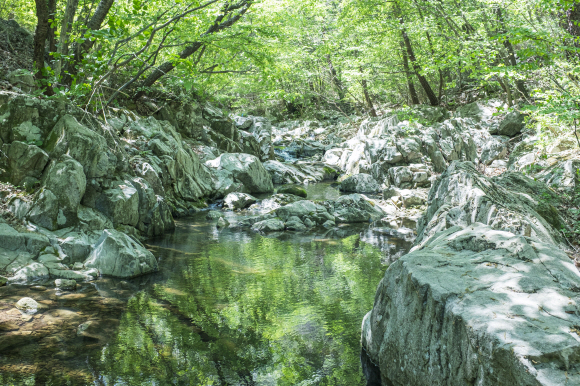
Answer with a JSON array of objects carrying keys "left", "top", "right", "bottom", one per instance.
[
  {"left": 0, "top": 141, "right": 49, "bottom": 187},
  {"left": 84, "top": 229, "right": 158, "bottom": 278},
  {"left": 325, "top": 194, "right": 385, "bottom": 223},
  {"left": 206, "top": 153, "right": 274, "bottom": 193},
  {"left": 416, "top": 161, "right": 566, "bottom": 248},
  {"left": 340, "top": 173, "right": 380, "bottom": 193},
  {"left": 44, "top": 115, "right": 116, "bottom": 178},
  {"left": 495, "top": 111, "right": 526, "bottom": 137},
  {"left": 27, "top": 156, "right": 86, "bottom": 230},
  {"left": 362, "top": 223, "right": 580, "bottom": 386}
]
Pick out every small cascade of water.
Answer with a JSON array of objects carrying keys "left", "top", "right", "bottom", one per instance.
[{"left": 275, "top": 147, "right": 299, "bottom": 162}]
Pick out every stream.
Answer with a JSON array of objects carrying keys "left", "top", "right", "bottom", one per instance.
[{"left": 0, "top": 183, "right": 412, "bottom": 386}]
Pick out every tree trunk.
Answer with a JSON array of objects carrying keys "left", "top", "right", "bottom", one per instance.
[
  {"left": 496, "top": 8, "right": 529, "bottom": 99},
  {"left": 47, "top": 0, "right": 57, "bottom": 58},
  {"left": 360, "top": 66, "right": 377, "bottom": 116},
  {"left": 563, "top": 2, "right": 580, "bottom": 37},
  {"left": 402, "top": 29, "right": 439, "bottom": 106},
  {"left": 327, "top": 55, "right": 346, "bottom": 102},
  {"left": 400, "top": 40, "right": 420, "bottom": 105},
  {"left": 33, "top": 0, "right": 49, "bottom": 78},
  {"left": 63, "top": 0, "right": 115, "bottom": 85},
  {"left": 396, "top": 1, "right": 438, "bottom": 106},
  {"left": 55, "top": 0, "right": 79, "bottom": 78}
]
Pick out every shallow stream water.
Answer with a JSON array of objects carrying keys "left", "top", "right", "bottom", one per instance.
[{"left": 0, "top": 184, "right": 412, "bottom": 386}]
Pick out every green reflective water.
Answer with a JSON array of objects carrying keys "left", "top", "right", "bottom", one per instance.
[{"left": 0, "top": 211, "right": 412, "bottom": 386}]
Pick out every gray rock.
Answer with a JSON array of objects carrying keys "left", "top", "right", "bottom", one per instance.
[
  {"left": 251, "top": 218, "right": 285, "bottom": 232},
  {"left": 206, "top": 153, "right": 274, "bottom": 193},
  {"left": 412, "top": 171, "right": 429, "bottom": 187},
  {"left": 0, "top": 141, "right": 49, "bottom": 186},
  {"left": 55, "top": 278, "right": 77, "bottom": 290},
  {"left": 264, "top": 160, "right": 336, "bottom": 185},
  {"left": 278, "top": 185, "right": 308, "bottom": 198},
  {"left": 216, "top": 217, "right": 229, "bottom": 229},
  {"left": 362, "top": 223, "right": 580, "bottom": 386},
  {"left": 398, "top": 189, "right": 427, "bottom": 208},
  {"left": 45, "top": 115, "right": 116, "bottom": 178},
  {"left": 208, "top": 167, "right": 247, "bottom": 198},
  {"left": 15, "top": 297, "right": 38, "bottom": 314},
  {"left": 456, "top": 101, "right": 496, "bottom": 122},
  {"left": 340, "top": 174, "right": 380, "bottom": 193},
  {"left": 77, "top": 206, "right": 113, "bottom": 231},
  {"left": 326, "top": 194, "right": 385, "bottom": 223},
  {"left": 285, "top": 217, "right": 307, "bottom": 231},
  {"left": 480, "top": 138, "right": 508, "bottom": 165},
  {"left": 7, "top": 70, "right": 35, "bottom": 93},
  {"left": 94, "top": 181, "right": 139, "bottom": 227},
  {"left": 84, "top": 229, "right": 158, "bottom": 278},
  {"left": 396, "top": 137, "right": 422, "bottom": 162},
  {"left": 27, "top": 156, "right": 86, "bottom": 230},
  {"left": 388, "top": 166, "right": 413, "bottom": 188},
  {"left": 59, "top": 232, "right": 95, "bottom": 264},
  {"left": 276, "top": 200, "right": 333, "bottom": 225},
  {"left": 223, "top": 192, "right": 257, "bottom": 210},
  {"left": 497, "top": 111, "right": 525, "bottom": 137},
  {"left": 416, "top": 161, "right": 566, "bottom": 249},
  {"left": 8, "top": 262, "right": 49, "bottom": 283}
]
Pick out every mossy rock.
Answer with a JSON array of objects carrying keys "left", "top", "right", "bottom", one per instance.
[{"left": 278, "top": 185, "right": 307, "bottom": 198}]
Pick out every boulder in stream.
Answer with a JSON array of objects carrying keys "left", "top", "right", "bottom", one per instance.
[
  {"left": 84, "top": 229, "right": 158, "bottom": 278},
  {"left": 206, "top": 153, "right": 274, "bottom": 193},
  {"left": 362, "top": 223, "right": 580, "bottom": 386}
]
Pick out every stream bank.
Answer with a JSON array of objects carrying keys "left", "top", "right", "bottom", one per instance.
[{"left": 0, "top": 89, "right": 578, "bottom": 385}]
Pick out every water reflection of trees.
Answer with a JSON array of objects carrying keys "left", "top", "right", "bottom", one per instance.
[{"left": 92, "top": 234, "right": 387, "bottom": 385}]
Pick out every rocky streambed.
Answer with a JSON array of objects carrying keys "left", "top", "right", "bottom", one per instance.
[{"left": 0, "top": 91, "right": 579, "bottom": 385}]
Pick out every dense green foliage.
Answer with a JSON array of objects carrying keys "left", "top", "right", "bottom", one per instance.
[{"left": 3, "top": 0, "right": 580, "bottom": 139}]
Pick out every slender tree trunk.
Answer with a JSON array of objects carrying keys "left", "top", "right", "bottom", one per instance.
[
  {"left": 33, "top": 0, "right": 49, "bottom": 78},
  {"left": 327, "top": 54, "right": 346, "bottom": 102},
  {"left": 413, "top": 0, "right": 444, "bottom": 101},
  {"left": 55, "top": 0, "right": 79, "bottom": 78},
  {"left": 563, "top": 1, "right": 580, "bottom": 37},
  {"left": 399, "top": 40, "right": 419, "bottom": 105},
  {"left": 361, "top": 72, "right": 377, "bottom": 117},
  {"left": 396, "top": 1, "right": 438, "bottom": 106},
  {"left": 402, "top": 29, "right": 439, "bottom": 105},
  {"left": 63, "top": 0, "right": 115, "bottom": 85},
  {"left": 496, "top": 8, "right": 529, "bottom": 99},
  {"left": 47, "top": 0, "right": 57, "bottom": 58}
]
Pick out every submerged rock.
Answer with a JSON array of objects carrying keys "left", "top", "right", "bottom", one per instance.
[
  {"left": 55, "top": 278, "right": 77, "bottom": 291},
  {"left": 277, "top": 185, "right": 308, "bottom": 198},
  {"left": 216, "top": 217, "right": 230, "bottom": 229},
  {"left": 15, "top": 297, "right": 38, "bottom": 314}
]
